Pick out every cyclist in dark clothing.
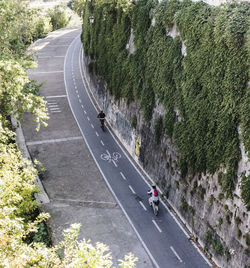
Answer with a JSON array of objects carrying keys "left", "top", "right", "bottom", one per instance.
[{"left": 97, "top": 110, "right": 106, "bottom": 130}]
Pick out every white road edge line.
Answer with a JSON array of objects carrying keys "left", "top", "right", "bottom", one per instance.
[
  {"left": 152, "top": 220, "right": 162, "bottom": 233},
  {"left": 190, "top": 241, "right": 211, "bottom": 267},
  {"left": 170, "top": 246, "right": 183, "bottom": 263},
  {"left": 129, "top": 185, "right": 136, "bottom": 194},
  {"left": 120, "top": 172, "right": 127, "bottom": 180},
  {"left": 78, "top": 44, "right": 211, "bottom": 267},
  {"left": 79, "top": 41, "right": 201, "bottom": 268},
  {"left": 139, "top": 201, "right": 147, "bottom": 211},
  {"left": 69, "top": 35, "right": 161, "bottom": 268}
]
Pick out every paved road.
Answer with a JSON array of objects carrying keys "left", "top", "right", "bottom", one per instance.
[
  {"left": 24, "top": 27, "right": 153, "bottom": 267},
  {"left": 64, "top": 34, "right": 211, "bottom": 268}
]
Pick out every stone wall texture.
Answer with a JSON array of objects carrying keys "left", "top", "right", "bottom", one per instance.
[{"left": 82, "top": 48, "right": 250, "bottom": 267}]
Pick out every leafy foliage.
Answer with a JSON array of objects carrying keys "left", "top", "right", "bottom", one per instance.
[
  {"left": 48, "top": 5, "right": 72, "bottom": 31},
  {"left": 82, "top": 0, "right": 250, "bottom": 201},
  {"left": 131, "top": 115, "right": 137, "bottom": 129},
  {"left": 71, "top": 0, "right": 86, "bottom": 17},
  {"left": 0, "top": 59, "right": 48, "bottom": 130},
  {"left": 0, "top": 1, "right": 138, "bottom": 266},
  {"left": 205, "top": 230, "right": 224, "bottom": 256},
  {"left": 154, "top": 116, "right": 163, "bottom": 144},
  {"left": 241, "top": 175, "right": 250, "bottom": 211},
  {"left": 0, "top": 0, "right": 52, "bottom": 58}
]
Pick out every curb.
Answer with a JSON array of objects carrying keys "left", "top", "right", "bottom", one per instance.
[{"left": 11, "top": 116, "right": 50, "bottom": 205}]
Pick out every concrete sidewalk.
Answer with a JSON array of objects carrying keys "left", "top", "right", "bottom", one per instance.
[{"left": 21, "top": 26, "right": 153, "bottom": 267}]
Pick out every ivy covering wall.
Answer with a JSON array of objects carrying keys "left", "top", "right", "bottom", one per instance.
[{"left": 82, "top": 0, "right": 250, "bottom": 207}]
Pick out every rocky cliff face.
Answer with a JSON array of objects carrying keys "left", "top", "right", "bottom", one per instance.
[{"left": 82, "top": 54, "right": 250, "bottom": 268}]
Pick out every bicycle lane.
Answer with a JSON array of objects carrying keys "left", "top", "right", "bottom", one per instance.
[{"left": 65, "top": 35, "right": 211, "bottom": 268}]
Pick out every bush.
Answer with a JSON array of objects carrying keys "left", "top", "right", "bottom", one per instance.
[
  {"left": 241, "top": 174, "right": 250, "bottom": 211},
  {"left": 214, "top": 240, "right": 224, "bottom": 255},
  {"left": 81, "top": 0, "right": 250, "bottom": 205},
  {"left": 131, "top": 115, "right": 137, "bottom": 129},
  {"left": 48, "top": 5, "right": 71, "bottom": 31},
  {"left": 205, "top": 229, "right": 224, "bottom": 256},
  {"left": 33, "top": 15, "right": 52, "bottom": 39},
  {"left": 180, "top": 195, "right": 188, "bottom": 211},
  {"left": 154, "top": 116, "right": 163, "bottom": 144}
]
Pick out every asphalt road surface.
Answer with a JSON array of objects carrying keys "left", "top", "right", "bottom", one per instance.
[{"left": 64, "top": 35, "right": 211, "bottom": 268}]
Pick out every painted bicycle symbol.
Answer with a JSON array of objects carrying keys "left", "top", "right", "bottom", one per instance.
[{"left": 101, "top": 150, "right": 121, "bottom": 166}]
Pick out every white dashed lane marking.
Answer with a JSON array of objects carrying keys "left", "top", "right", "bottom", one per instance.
[
  {"left": 101, "top": 140, "right": 104, "bottom": 146},
  {"left": 120, "top": 172, "right": 127, "bottom": 180},
  {"left": 95, "top": 132, "right": 99, "bottom": 137},
  {"left": 87, "top": 116, "right": 90, "bottom": 121},
  {"left": 139, "top": 201, "right": 147, "bottom": 211},
  {"left": 91, "top": 124, "right": 94, "bottom": 128},
  {"left": 170, "top": 246, "right": 183, "bottom": 263},
  {"left": 152, "top": 220, "right": 162, "bottom": 233},
  {"left": 129, "top": 185, "right": 136, "bottom": 194}
]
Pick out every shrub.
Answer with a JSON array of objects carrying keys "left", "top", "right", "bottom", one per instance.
[
  {"left": 244, "top": 233, "right": 250, "bottom": 246},
  {"left": 32, "top": 14, "right": 52, "bottom": 39},
  {"left": 48, "top": 5, "right": 71, "bottom": 31},
  {"left": 234, "top": 216, "right": 242, "bottom": 226},
  {"left": 214, "top": 240, "right": 224, "bottom": 255},
  {"left": 180, "top": 195, "right": 188, "bottom": 211},
  {"left": 226, "top": 213, "right": 231, "bottom": 224},
  {"left": 82, "top": 0, "right": 250, "bottom": 207},
  {"left": 154, "top": 116, "right": 163, "bottom": 144},
  {"left": 237, "top": 228, "right": 242, "bottom": 239},
  {"left": 218, "top": 217, "right": 223, "bottom": 227},
  {"left": 131, "top": 115, "right": 137, "bottom": 129},
  {"left": 218, "top": 193, "right": 224, "bottom": 200},
  {"left": 209, "top": 195, "right": 214, "bottom": 206},
  {"left": 241, "top": 174, "right": 250, "bottom": 211},
  {"left": 225, "top": 247, "right": 231, "bottom": 261}
]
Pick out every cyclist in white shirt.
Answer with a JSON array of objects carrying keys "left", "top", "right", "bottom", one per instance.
[{"left": 148, "top": 183, "right": 159, "bottom": 206}]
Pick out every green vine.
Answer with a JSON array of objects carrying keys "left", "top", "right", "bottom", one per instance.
[
  {"left": 154, "top": 116, "right": 163, "bottom": 144},
  {"left": 82, "top": 0, "right": 250, "bottom": 202}
]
